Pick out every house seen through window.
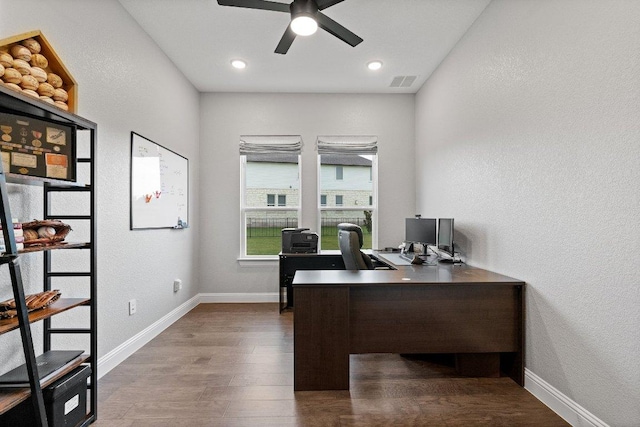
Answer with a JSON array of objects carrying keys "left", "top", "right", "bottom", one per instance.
[
  {"left": 319, "top": 152, "right": 377, "bottom": 251},
  {"left": 240, "top": 135, "right": 376, "bottom": 256},
  {"left": 240, "top": 135, "right": 301, "bottom": 257}
]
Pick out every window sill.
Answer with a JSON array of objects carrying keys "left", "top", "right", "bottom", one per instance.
[{"left": 237, "top": 257, "right": 279, "bottom": 267}]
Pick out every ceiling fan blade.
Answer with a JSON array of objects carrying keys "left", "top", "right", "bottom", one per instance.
[
  {"left": 217, "top": 0, "right": 290, "bottom": 13},
  {"left": 315, "top": 0, "right": 345, "bottom": 11},
  {"left": 316, "top": 12, "right": 363, "bottom": 47},
  {"left": 275, "top": 26, "right": 296, "bottom": 54}
]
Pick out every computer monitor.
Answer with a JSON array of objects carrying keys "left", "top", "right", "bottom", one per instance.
[
  {"left": 405, "top": 218, "right": 436, "bottom": 246},
  {"left": 437, "top": 218, "right": 454, "bottom": 255}
]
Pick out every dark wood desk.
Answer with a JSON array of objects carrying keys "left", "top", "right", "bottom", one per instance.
[{"left": 292, "top": 261, "right": 524, "bottom": 391}]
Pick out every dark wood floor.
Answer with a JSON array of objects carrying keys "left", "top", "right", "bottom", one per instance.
[{"left": 95, "top": 303, "right": 568, "bottom": 426}]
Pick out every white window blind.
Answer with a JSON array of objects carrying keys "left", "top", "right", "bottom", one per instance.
[
  {"left": 240, "top": 135, "right": 303, "bottom": 154},
  {"left": 316, "top": 135, "right": 377, "bottom": 154}
]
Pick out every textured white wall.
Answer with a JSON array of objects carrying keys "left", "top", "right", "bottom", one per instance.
[
  {"left": 0, "top": 0, "right": 200, "bottom": 365},
  {"left": 415, "top": 1, "right": 640, "bottom": 425},
  {"left": 199, "top": 93, "right": 414, "bottom": 292}
]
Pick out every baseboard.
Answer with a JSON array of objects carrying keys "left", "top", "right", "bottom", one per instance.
[
  {"left": 96, "top": 294, "right": 200, "bottom": 379},
  {"left": 525, "top": 368, "right": 609, "bottom": 427},
  {"left": 199, "top": 292, "right": 279, "bottom": 303}
]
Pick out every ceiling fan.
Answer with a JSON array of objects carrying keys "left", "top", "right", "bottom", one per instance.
[{"left": 217, "top": 0, "right": 363, "bottom": 54}]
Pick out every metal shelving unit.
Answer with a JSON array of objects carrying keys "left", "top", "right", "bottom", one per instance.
[{"left": 0, "top": 85, "right": 97, "bottom": 427}]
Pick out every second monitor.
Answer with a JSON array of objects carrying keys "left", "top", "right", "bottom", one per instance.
[
  {"left": 437, "top": 218, "right": 455, "bottom": 256},
  {"left": 405, "top": 217, "right": 437, "bottom": 246}
]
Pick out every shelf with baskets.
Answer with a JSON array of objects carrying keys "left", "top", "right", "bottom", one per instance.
[
  {"left": 0, "top": 84, "right": 97, "bottom": 427},
  {"left": 0, "top": 298, "right": 90, "bottom": 335}
]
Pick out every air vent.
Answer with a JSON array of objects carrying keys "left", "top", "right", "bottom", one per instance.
[
  {"left": 390, "top": 76, "right": 404, "bottom": 87},
  {"left": 390, "top": 75, "right": 418, "bottom": 88}
]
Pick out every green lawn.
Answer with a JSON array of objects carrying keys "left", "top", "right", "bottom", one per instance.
[{"left": 247, "top": 226, "right": 372, "bottom": 255}]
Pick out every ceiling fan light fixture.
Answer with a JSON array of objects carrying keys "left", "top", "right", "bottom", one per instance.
[
  {"left": 217, "top": 0, "right": 363, "bottom": 55},
  {"left": 367, "top": 60, "right": 383, "bottom": 71},
  {"left": 289, "top": 0, "right": 319, "bottom": 37},
  {"left": 291, "top": 15, "right": 318, "bottom": 36}
]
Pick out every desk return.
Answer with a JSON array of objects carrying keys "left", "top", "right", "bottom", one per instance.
[{"left": 279, "top": 252, "right": 345, "bottom": 312}]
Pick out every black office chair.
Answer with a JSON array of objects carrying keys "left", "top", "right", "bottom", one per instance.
[{"left": 337, "top": 223, "right": 374, "bottom": 270}]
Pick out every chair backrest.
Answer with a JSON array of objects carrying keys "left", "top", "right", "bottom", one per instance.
[{"left": 337, "top": 223, "right": 374, "bottom": 270}]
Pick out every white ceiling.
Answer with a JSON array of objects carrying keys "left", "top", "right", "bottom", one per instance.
[{"left": 118, "top": 0, "right": 490, "bottom": 93}]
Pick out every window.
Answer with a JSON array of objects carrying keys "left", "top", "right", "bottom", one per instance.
[
  {"left": 317, "top": 136, "right": 378, "bottom": 251},
  {"left": 240, "top": 136, "right": 302, "bottom": 258}
]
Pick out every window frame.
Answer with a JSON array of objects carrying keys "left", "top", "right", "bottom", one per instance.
[{"left": 239, "top": 154, "right": 302, "bottom": 260}]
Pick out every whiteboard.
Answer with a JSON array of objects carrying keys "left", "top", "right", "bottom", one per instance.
[{"left": 130, "top": 132, "right": 188, "bottom": 229}]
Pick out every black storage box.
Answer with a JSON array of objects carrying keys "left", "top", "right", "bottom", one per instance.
[{"left": 0, "top": 365, "right": 90, "bottom": 427}]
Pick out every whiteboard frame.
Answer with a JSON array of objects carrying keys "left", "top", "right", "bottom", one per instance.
[{"left": 129, "top": 132, "right": 189, "bottom": 230}]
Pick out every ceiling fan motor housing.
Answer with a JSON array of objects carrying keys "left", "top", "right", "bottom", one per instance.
[{"left": 290, "top": 0, "right": 319, "bottom": 20}]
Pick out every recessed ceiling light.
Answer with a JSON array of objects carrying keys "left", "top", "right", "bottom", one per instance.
[
  {"left": 231, "top": 59, "right": 247, "bottom": 69},
  {"left": 367, "top": 61, "right": 383, "bottom": 71}
]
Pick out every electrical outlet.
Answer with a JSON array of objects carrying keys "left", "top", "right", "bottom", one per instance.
[
  {"left": 173, "top": 279, "right": 182, "bottom": 293},
  {"left": 129, "top": 299, "right": 137, "bottom": 315}
]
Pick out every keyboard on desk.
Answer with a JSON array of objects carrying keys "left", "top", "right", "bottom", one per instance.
[
  {"left": 400, "top": 253, "right": 415, "bottom": 263},
  {"left": 376, "top": 252, "right": 416, "bottom": 266}
]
